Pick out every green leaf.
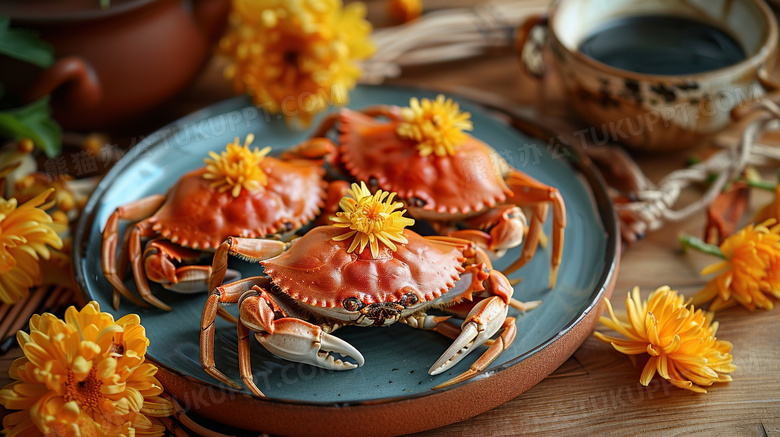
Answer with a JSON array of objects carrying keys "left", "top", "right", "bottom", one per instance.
[
  {"left": 0, "top": 16, "right": 54, "bottom": 68},
  {"left": 679, "top": 234, "right": 726, "bottom": 260},
  {"left": 0, "top": 96, "right": 62, "bottom": 157}
]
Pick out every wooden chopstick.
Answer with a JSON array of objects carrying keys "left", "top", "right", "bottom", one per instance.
[
  {"left": 0, "top": 294, "right": 32, "bottom": 342},
  {"left": 0, "top": 286, "right": 76, "bottom": 354}
]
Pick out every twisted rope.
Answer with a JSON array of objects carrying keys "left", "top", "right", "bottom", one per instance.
[
  {"left": 617, "top": 100, "right": 780, "bottom": 241},
  {"left": 361, "top": 0, "right": 546, "bottom": 83}
]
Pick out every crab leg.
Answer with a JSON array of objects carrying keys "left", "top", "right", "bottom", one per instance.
[
  {"left": 144, "top": 240, "right": 242, "bottom": 294},
  {"left": 237, "top": 320, "right": 262, "bottom": 396},
  {"left": 501, "top": 170, "right": 566, "bottom": 289},
  {"left": 359, "top": 105, "right": 403, "bottom": 120},
  {"left": 433, "top": 317, "right": 517, "bottom": 389},
  {"left": 129, "top": 225, "right": 174, "bottom": 311},
  {"left": 102, "top": 194, "right": 166, "bottom": 309},
  {"left": 314, "top": 180, "right": 350, "bottom": 226},
  {"left": 429, "top": 270, "right": 514, "bottom": 385},
  {"left": 113, "top": 223, "right": 136, "bottom": 309},
  {"left": 309, "top": 113, "right": 341, "bottom": 138},
  {"left": 209, "top": 236, "right": 290, "bottom": 292},
  {"left": 310, "top": 105, "right": 402, "bottom": 138},
  {"left": 449, "top": 205, "right": 528, "bottom": 256},
  {"left": 279, "top": 137, "right": 338, "bottom": 165},
  {"left": 201, "top": 277, "right": 271, "bottom": 389}
]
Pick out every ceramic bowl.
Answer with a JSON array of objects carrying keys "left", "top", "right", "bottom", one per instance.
[{"left": 518, "top": 0, "right": 778, "bottom": 151}]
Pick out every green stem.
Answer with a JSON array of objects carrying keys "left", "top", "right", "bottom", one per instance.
[
  {"left": 679, "top": 234, "right": 726, "bottom": 260},
  {"left": 100, "top": 0, "right": 110, "bottom": 9},
  {"left": 743, "top": 178, "right": 777, "bottom": 191}
]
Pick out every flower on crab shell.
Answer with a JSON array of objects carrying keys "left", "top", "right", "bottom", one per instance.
[
  {"left": 220, "top": 0, "right": 375, "bottom": 126},
  {"left": 331, "top": 181, "right": 415, "bottom": 258},
  {"left": 594, "top": 286, "right": 736, "bottom": 393},
  {"left": 693, "top": 220, "right": 780, "bottom": 311},
  {"left": 396, "top": 94, "right": 474, "bottom": 157},
  {"left": 0, "top": 189, "right": 63, "bottom": 304},
  {"left": 203, "top": 134, "right": 272, "bottom": 198},
  {"left": 0, "top": 301, "right": 173, "bottom": 437}
]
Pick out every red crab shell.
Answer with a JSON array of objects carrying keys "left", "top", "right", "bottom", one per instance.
[
  {"left": 261, "top": 226, "right": 474, "bottom": 308},
  {"left": 339, "top": 108, "right": 513, "bottom": 215},
  {"left": 147, "top": 157, "right": 326, "bottom": 250}
]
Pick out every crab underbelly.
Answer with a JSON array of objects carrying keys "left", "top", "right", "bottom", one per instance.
[
  {"left": 298, "top": 303, "right": 402, "bottom": 327},
  {"left": 296, "top": 271, "right": 475, "bottom": 327}
]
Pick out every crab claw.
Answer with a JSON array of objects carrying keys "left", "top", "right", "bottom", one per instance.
[
  {"left": 428, "top": 295, "right": 509, "bottom": 376},
  {"left": 256, "top": 318, "right": 365, "bottom": 370}
]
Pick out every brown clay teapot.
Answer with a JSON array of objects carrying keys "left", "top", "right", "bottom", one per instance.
[{"left": 0, "top": 0, "right": 230, "bottom": 130}]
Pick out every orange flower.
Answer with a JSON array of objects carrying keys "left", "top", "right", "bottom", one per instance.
[
  {"left": 221, "top": 0, "right": 375, "bottom": 126},
  {"left": 396, "top": 94, "right": 473, "bottom": 157},
  {"left": 0, "top": 301, "right": 173, "bottom": 436},
  {"left": 693, "top": 220, "right": 780, "bottom": 311},
  {"left": 331, "top": 182, "right": 415, "bottom": 258},
  {"left": 594, "top": 286, "right": 736, "bottom": 393},
  {"left": 203, "top": 134, "right": 272, "bottom": 197}
]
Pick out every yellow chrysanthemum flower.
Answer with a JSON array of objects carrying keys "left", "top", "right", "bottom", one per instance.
[
  {"left": 389, "top": 0, "right": 422, "bottom": 23},
  {"left": 0, "top": 189, "right": 63, "bottom": 304},
  {"left": 594, "top": 286, "right": 736, "bottom": 393},
  {"left": 0, "top": 301, "right": 173, "bottom": 437},
  {"left": 221, "top": 0, "right": 375, "bottom": 126},
  {"left": 693, "top": 220, "right": 780, "bottom": 311},
  {"left": 331, "top": 181, "right": 415, "bottom": 258},
  {"left": 396, "top": 94, "right": 473, "bottom": 157},
  {"left": 203, "top": 134, "right": 272, "bottom": 198}
]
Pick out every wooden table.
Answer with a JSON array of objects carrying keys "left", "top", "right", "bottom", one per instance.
[{"left": 2, "top": 2, "right": 779, "bottom": 434}]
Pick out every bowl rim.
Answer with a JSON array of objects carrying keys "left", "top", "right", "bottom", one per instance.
[
  {"left": 548, "top": 0, "right": 779, "bottom": 82},
  {"left": 73, "top": 84, "right": 620, "bottom": 409}
]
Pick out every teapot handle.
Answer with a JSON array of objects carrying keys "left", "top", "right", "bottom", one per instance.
[{"left": 26, "top": 56, "right": 101, "bottom": 111}]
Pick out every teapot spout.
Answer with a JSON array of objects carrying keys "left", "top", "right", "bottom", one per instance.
[{"left": 193, "top": 0, "right": 232, "bottom": 43}]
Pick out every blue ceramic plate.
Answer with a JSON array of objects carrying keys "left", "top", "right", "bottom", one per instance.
[{"left": 74, "top": 85, "right": 619, "bottom": 434}]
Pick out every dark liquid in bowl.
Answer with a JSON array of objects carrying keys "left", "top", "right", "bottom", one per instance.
[{"left": 578, "top": 15, "right": 746, "bottom": 75}]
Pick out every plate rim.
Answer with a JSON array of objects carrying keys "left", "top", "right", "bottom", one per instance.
[{"left": 73, "top": 85, "right": 620, "bottom": 410}]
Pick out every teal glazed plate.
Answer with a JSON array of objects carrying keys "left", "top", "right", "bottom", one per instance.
[{"left": 74, "top": 85, "right": 619, "bottom": 436}]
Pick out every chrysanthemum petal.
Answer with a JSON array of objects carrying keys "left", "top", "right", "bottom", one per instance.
[
  {"left": 0, "top": 301, "right": 171, "bottom": 436},
  {"left": 331, "top": 182, "right": 414, "bottom": 258},
  {"left": 594, "top": 286, "right": 735, "bottom": 393}
]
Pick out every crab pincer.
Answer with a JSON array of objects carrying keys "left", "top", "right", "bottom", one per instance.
[
  {"left": 429, "top": 271, "right": 516, "bottom": 388},
  {"left": 255, "top": 318, "right": 365, "bottom": 371}
]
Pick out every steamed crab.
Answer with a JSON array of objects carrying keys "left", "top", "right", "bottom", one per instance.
[
  {"left": 102, "top": 134, "right": 343, "bottom": 310},
  {"left": 313, "top": 95, "right": 566, "bottom": 287},
  {"left": 201, "top": 182, "right": 521, "bottom": 395}
]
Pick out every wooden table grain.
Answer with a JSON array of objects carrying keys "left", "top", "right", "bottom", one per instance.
[{"left": 2, "top": 1, "right": 780, "bottom": 435}]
